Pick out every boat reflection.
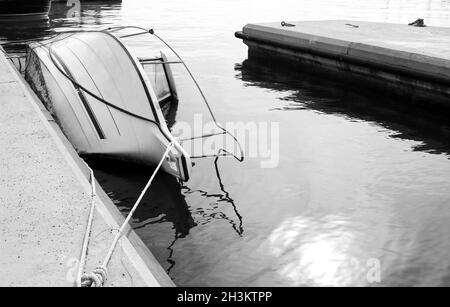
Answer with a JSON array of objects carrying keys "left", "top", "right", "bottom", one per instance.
[
  {"left": 0, "top": 17, "right": 53, "bottom": 52},
  {"left": 236, "top": 58, "right": 450, "bottom": 157},
  {"left": 88, "top": 158, "right": 196, "bottom": 271},
  {"left": 49, "top": 0, "right": 122, "bottom": 28},
  {"left": 90, "top": 158, "right": 195, "bottom": 236},
  {"left": 182, "top": 157, "right": 244, "bottom": 237},
  {"left": 0, "top": 0, "right": 123, "bottom": 52},
  {"left": 0, "top": 0, "right": 51, "bottom": 19},
  {"left": 89, "top": 154, "right": 243, "bottom": 273}
]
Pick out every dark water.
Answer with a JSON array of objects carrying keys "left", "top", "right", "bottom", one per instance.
[{"left": 2, "top": 0, "right": 450, "bottom": 286}]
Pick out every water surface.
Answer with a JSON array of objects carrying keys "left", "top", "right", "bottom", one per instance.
[{"left": 2, "top": 0, "right": 450, "bottom": 286}]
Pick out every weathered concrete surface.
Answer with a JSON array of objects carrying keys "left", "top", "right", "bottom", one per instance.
[
  {"left": 0, "top": 48, "right": 174, "bottom": 287},
  {"left": 236, "top": 20, "right": 450, "bottom": 105}
]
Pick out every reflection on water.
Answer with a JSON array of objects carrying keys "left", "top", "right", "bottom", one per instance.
[
  {"left": 0, "top": 1, "right": 122, "bottom": 52},
  {"left": 88, "top": 158, "right": 197, "bottom": 273},
  {"left": 0, "top": 18, "right": 53, "bottom": 51},
  {"left": 2, "top": 0, "right": 450, "bottom": 286},
  {"left": 236, "top": 59, "right": 450, "bottom": 156},
  {"left": 49, "top": 0, "right": 122, "bottom": 28},
  {"left": 183, "top": 157, "right": 244, "bottom": 237},
  {"left": 88, "top": 156, "right": 243, "bottom": 274},
  {"left": 265, "top": 215, "right": 363, "bottom": 286}
]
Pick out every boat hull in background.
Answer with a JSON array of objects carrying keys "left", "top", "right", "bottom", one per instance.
[{"left": 0, "top": 0, "right": 51, "bottom": 18}]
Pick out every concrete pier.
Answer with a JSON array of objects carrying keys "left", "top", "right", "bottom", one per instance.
[
  {"left": 0, "top": 47, "right": 174, "bottom": 287},
  {"left": 235, "top": 20, "right": 450, "bottom": 108}
]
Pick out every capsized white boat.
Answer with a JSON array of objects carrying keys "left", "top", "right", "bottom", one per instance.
[{"left": 25, "top": 30, "right": 191, "bottom": 181}]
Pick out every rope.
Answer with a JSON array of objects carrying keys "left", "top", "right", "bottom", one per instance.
[
  {"left": 77, "top": 162, "right": 97, "bottom": 287},
  {"left": 81, "top": 267, "right": 107, "bottom": 287},
  {"left": 80, "top": 142, "right": 175, "bottom": 287}
]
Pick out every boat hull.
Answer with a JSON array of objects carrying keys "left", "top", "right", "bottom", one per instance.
[
  {"left": 0, "top": 0, "right": 51, "bottom": 17},
  {"left": 25, "top": 31, "right": 191, "bottom": 181}
]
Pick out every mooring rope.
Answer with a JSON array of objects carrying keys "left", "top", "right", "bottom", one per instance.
[
  {"left": 77, "top": 162, "right": 98, "bottom": 287},
  {"left": 80, "top": 142, "right": 175, "bottom": 287}
]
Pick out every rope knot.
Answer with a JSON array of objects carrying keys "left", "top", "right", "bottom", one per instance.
[{"left": 81, "top": 266, "right": 108, "bottom": 287}]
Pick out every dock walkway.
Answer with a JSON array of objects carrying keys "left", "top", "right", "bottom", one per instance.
[
  {"left": 236, "top": 20, "right": 450, "bottom": 106},
  {"left": 0, "top": 47, "right": 173, "bottom": 287}
]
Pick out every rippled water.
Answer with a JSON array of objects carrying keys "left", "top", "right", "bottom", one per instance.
[{"left": 2, "top": 0, "right": 450, "bottom": 286}]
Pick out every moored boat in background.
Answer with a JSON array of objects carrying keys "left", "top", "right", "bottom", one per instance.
[{"left": 0, "top": 0, "right": 51, "bottom": 19}]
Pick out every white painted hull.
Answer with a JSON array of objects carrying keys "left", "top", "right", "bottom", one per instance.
[{"left": 25, "top": 31, "right": 191, "bottom": 181}]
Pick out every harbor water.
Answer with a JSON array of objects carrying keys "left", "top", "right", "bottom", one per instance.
[{"left": 2, "top": 0, "right": 450, "bottom": 286}]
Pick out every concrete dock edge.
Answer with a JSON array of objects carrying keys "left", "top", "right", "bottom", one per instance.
[
  {"left": 236, "top": 20, "right": 450, "bottom": 107},
  {"left": 0, "top": 46, "right": 174, "bottom": 287}
]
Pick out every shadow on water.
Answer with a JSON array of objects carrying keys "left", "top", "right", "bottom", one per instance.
[
  {"left": 87, "top": 155, "right": 244, "bottom": 274},
  {"left": 0, "top": 18, "right": 54, "bottom": 52},
  {"left": 89, "top": 159, "right": 196, "bottom": 237},
  {"left": 86, "top": 157, "right": 197, "bottom": 273},
  {"left": 235, "top": 57, "right": 450, "bottom": 157}
]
